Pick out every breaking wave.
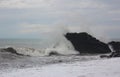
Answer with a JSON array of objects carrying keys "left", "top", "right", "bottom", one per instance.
[
  {"left": 0, "top": 26, "right": 79, "bottom": 56},
  {"left": 3, "top": 34, "right": 79, "bottom": 56}
]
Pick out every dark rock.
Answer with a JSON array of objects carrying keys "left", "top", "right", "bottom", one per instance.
[
  {"left": 65, "top": 32, "right": 111, "bottom": 54},
  {"left": 1, "top": 47, "right": 23, "bottom": 56},
  {"left": 109, "top": 52, "right": 120, "bottom": 57},
  {"left": 108, "top": 41, "right": 120, "bottom": 53},
  {"left": 107, "top": 41, "right": 120, "bottom": 57},
  {"left": 58, "top": 60, "right": 63, "bottom": 62},
  {"left": 100, "top": 52, "right": 120, "bottom": 58},
  {"left": 49, "top": 51, "right": 60, "bottom": 56},
  {"left": 100, "top": 55, "right": 110, "bottom": 58}
]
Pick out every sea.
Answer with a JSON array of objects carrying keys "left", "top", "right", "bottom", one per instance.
[
  {"left": 0, "top": 37, "right": 79, "bottom": 56},
  {"left": 0, "top": 38, "right": 119, "bottom": 70},
  {"left": 0, "top": 39, "right": 51, "bottom": 49},
  {"left": 0, "top": 39, "right": 99, "bottom": 70},
  {"left": 0, "top": 38, "right": 119, "bottom": 48},
  {"left": 0, "top": 37, "right": 119, "bottom": 57}
]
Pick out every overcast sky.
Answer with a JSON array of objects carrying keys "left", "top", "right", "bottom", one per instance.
[{"left": 0, "top": 0, "right": 120, "bottom": 39}]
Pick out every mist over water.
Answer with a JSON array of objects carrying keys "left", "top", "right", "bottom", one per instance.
[
  {"left": 0, "top": 25, "right": 111, "bottom": 56},
  {"left": 0, "top": 26, "right": 79, "bottom": 56}
]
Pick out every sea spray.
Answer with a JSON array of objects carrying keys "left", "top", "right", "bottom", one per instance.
[
  {"left": 45, "top": 33, "right": 79, "bottom": 55},
  {"left": 0, "top": 24, "right": 111, "bottom": 56},
  {"left": 44, "top": 26, "right": 79, "bottom": 55},
  {"left": 67, "top": 25, "right": 110, "bottom": 43},
  {"left": 108, "top": 44, "right": 115, "bottom": 52},
  {"left": 6, "top": 26, "right": 79, "bottom": 56}
]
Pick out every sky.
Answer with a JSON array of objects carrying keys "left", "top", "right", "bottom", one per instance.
[{"left": 0, "top": 0, "right": 120, "bottom": 39}]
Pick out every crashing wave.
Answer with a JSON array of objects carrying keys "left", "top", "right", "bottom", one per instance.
[{"left": 0, "top": 33, "right": 79, "bottom": 56}]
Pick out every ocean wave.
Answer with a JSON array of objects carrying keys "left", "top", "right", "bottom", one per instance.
[{"left": 0, "top": 44, "right": 79, "bottom": 56}]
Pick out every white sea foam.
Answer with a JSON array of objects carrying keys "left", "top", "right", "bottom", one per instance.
[
  {"left": 1, "top": 25, "right": 112, "bottom": 57},
  {"left": 5, "top": 26, "right": 79, "bottom": 56},
  {"left": 13, "top": 33, "right": 79, "bottom": 56}
]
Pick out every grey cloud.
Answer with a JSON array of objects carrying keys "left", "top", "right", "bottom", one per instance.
[{"left": 0, "top": 0, "right": 120, "bottom": 39}]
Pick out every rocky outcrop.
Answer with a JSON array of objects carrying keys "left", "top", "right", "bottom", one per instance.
[
  {"left": 0, "top": 47, "right": 23, "bottom": 56},
  {"left": 108, "top": 41, "right": 120, "bottom": 53},
  {"left": 48, "top": 51, "right": 61, "bottom": 56},
  {"left": 65, "top": 32, "right": 111, "bottom": 54},
  {"left": 108, "top": 41, "right": 120, "bottom": 57}
]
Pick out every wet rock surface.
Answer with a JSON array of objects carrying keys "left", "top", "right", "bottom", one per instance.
[
  {"left": 65, "top": 32, "right": 111, "bottom": 54},
  {"left": 0, "top": 47, "right": 23, "bottom": 56},
  {"left": 108, "top": 41, "right": 120, "bottom": 53}
]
